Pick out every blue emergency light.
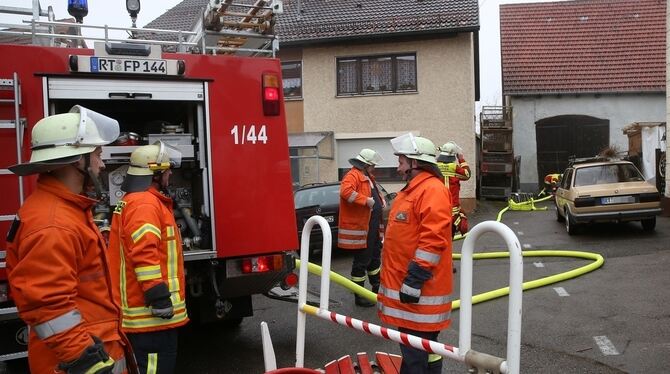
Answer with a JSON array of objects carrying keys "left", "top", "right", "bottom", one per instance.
[{"left": 67, "top": 0, "right": 88, "bottom": 23}]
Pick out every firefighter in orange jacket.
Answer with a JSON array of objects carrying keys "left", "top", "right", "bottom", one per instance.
[
  {"left": 378, "top": 134, "right": 452, "bottom": 374},
  {"left": 108, "top": 141, "right": 188, "bottom": 374},
  {"left": 338, "top": 148, "right": 386, "bottom": 307},
  {"left": 437, "top": 141, "right": 471, "bottom": 236},
  {"left": 6, "top": 106, "right": 132, "bottom": 374}
]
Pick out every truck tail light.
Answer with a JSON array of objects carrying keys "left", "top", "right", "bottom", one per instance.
[
  {"left": 262, "top": 73, "right": 281, "bottom": 116},
  {"left": 282, "top": 272, "right": 298, "bottom": 290},
  {"left": 241, "top": 255, "right": 284, "bottom": 274}
]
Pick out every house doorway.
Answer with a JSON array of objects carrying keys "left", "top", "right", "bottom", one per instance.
[{"left": 535, "top": 115, "right": 609, "bottom": 186}]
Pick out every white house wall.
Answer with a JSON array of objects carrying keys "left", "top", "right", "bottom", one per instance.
[
  {"left": 512, "top": 93, "right": 666, "bottom": 191},
  {"left": 301, "top": 34, "right": 476, "bottom": 199}
]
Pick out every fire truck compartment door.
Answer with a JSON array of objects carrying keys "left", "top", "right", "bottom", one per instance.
[{"left": 48, "top": 77, "right": 204, "bottom": 101}]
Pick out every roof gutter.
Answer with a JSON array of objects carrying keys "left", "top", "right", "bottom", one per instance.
[{"left": 278, "top": 25, "right": 480, "bottom": 47}]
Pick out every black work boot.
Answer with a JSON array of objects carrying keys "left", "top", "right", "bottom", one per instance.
[
  {"left": 353, "top": 280, "right": 375, "bottom": 307},
  {"left": 368, "top": 272, "right": 380, "bottom": 295}
]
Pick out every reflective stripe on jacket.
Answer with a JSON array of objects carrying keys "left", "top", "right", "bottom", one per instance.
[
  {"left": 6, "top": 175, "right": 129, "bottom": 373},
  {"left": 109, "top": 187, "right": 188, "bottom": 333},
  {"left": 378, "top": 172, "right": 453, "bottom": 332},
  {"left": 338, "top": 167, "right": 385, "bottom": 249},
  {"left": 437, "top": 158, "right": 470, "bottom": 208}
]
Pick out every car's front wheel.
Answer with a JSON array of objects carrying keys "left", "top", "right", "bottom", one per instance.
[
  {"left": 641, "top": 217, "right": 656, "bottom": 231},
  {"left": 565, "top": 208, "right": 578, "bottom": 235}
]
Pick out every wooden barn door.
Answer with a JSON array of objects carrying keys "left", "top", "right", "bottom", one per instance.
[{"left": 536, "top": 115, "right": 609, "bottom": 186}]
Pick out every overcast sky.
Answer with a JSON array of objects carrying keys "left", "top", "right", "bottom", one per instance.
[{"left": 2, "top": 0, "right": 567, "bottom": 109}]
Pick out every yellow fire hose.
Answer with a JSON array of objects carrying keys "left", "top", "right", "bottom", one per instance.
[{"left": 296, "top": 193, "right": 605, "bottom": 307}]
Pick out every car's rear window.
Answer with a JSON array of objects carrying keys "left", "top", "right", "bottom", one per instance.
[
  {"left": 294, "top": 184, "right": 341, "bottom": 209},
  {"left": 574, "top": 164, "right": 644, "bottom": 187}
]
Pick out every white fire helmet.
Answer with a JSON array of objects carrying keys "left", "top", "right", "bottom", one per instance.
[
  {"left": 127, "top": 141, "right": 182, "bottom": 177},
  {"left": 440, "top": 141, "right": 462, "bottom": 156},
  {"left": 9, "top": 105, "right": 120, "bottom": 176},
  {"left": 390, "top": 133, "right": 438, "bottom": 165},
  {"left": 122, "top": 141, "right": 182, "bottom": 193},
  {"left": 354, "top": 148, "right": 383, "bottom": 166}
]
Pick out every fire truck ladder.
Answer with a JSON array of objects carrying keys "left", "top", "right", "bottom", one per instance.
[
  {"left": 195, "top": 0, "right": 282, "bottom": 56},
  {"left": 0, "top": 74, "right": 25, "bottom": 214},
  {"left": 0, "top": 0, "right": 283, "bottom": 57},
  {"left": 0, "top": 73, "right": 26, "bottom": 361}
]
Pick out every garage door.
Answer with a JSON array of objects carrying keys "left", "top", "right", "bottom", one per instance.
[{"left": 536, "top": 115, "right": 609, "bottom": 185}]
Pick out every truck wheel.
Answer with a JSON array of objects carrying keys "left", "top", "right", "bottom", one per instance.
[
  {"left": 565, "top": 209, "right": 578, "bottom": 235},
  {"left": 641, "top": 217, "right": 656, "bottom": 231},
  {"left": 223, "top": 317, "right": 244, "bottom": 328}
]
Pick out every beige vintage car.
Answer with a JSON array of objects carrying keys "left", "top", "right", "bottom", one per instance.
[{"left": 555, "top": 159, "right": 661, "bottom": 235}]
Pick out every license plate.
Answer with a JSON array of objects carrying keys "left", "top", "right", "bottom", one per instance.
[
  {"left": 303, "top": 215, "right": 334, "bottom": 224},
  {"left": 601, "top": 196, "right": 635, "bottom": 205},
  {"left": 91, "top": 57, "right": 167, "bottom": 75}
]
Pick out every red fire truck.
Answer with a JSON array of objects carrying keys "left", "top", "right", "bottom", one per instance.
[{"left": 0, "top": 0, "right": 298, "bottom": 363}]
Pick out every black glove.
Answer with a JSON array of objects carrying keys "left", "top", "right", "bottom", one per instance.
[
  {"left": 399, "top": 261, "right": 432, "bottom": 304},
  {"left": 58, "top": 336, "right": 115, "bottom": 374},
  {"left": 399, "top": 283, "right": 421, "bottom": 304},
  {"left": 144, "top": 282, "right": 174, "bottom": 319}
]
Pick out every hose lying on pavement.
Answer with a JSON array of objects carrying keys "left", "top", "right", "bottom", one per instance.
[{"left": 296, "top": 193, "right": 605, "bottom": 307}]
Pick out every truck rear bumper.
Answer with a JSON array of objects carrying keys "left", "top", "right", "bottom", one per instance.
[{"left": 220, "top": 252, "right": 296, "bottom": 297}]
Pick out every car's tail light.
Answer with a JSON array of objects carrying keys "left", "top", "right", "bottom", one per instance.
[
  {"left": 575, "top": 197, "right": 596, "bottom": 207},
  {"left": 639, "top": 192, "right": 661, "bottom": 202},
  {"left": 262, "top": 73, "right": 281, "bottom": 116}
]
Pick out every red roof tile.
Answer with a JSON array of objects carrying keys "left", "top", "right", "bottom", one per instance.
[{"left": 500, "top": 0, "right": 666, "bottom": 95}]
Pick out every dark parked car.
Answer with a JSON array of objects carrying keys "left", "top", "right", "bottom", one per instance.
[{"left": 294, "top": 182, "right": 395, "bottom": 257}]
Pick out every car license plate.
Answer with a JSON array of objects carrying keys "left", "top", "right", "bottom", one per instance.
[
  {"left": 601, "top": 196, "right": 634, "bottom": 205},
  {"left": 303, "top": 215, "right": 334, "bottom": 224},
  {"left": 91, "top": 57, "right": 167, "bottom": 75}
]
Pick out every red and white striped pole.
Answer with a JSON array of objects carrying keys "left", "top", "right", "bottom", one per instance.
[{"left": 300, "top": 304, "right": 463, "bottom": 363}]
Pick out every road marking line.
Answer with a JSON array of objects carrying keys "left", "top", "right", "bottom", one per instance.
[
  {"left": 593, "top": 336, "right": 619, "bottom": 356},
  {"left": 523, "top": 244, "right": 532, "bottom": 249},
  {"left": 533, "top": 261, "right": 544, "bottom": 268},
  {"left": 553, "top": 287, "right": 569, "bottom": 297},
  {"left": 513, "top": 221, "right": 519, "bottom": 225},
  {"left": 517, "top": 231, "right": 524, "bottom": 236}
]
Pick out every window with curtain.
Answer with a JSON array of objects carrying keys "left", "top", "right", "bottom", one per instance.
[
  {"left": 281, "top": 61, "right": 302, "bottom": 99},
  {"left": 336, "top": 53, "right": 417, "bottom": 96}
]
